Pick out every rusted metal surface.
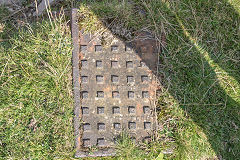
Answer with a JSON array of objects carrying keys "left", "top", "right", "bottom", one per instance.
[
  {"left": 71, "top": 9, "right": 160, "bottom": 158},
  {"left": 71, "top": 8, "right": 82, "bottom": 154}
]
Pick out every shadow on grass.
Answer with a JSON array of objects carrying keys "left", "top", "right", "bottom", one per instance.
[{"left": 80, "top": 0, "right": 239, "bottom": 159}]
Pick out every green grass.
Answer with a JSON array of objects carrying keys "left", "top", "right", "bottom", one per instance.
[
  {"left": 1, "top": 0, "right": 240, "bottom": 159},
  {"left": 0, "top": 14, "right": 74, "bottom": 159}
]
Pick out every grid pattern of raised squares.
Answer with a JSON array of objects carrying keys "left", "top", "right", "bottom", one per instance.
[{"left": 79, "top": 41, "right": 156, "bottom": 148}]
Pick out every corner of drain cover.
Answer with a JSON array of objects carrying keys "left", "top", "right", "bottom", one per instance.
[{"left": 71, "top": 8, "right": 161, "bottom": 157}]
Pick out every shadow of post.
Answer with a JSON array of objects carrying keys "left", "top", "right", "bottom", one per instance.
[{"left": 160, "top": 1, "right": 240, "bottom": 159}]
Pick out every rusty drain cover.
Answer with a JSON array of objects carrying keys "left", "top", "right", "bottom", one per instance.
[{"left": 71, "top": 9, "right": 160, "bottom": 157}]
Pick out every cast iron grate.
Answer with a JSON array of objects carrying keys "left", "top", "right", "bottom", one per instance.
[{"left": 71, "top": 9, "right": 160, "bottom": 157}]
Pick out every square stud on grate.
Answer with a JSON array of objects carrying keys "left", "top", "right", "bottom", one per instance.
[
  {"left": 82, "top": 107, "right": 89, "bottom": 115},
  {"left": 112, "top": 106, "right": 120, "bottom": 114},
  {"left": 81, "top": 76, "right": 88, "bottom": 83},
  {"left": 143, "top": 106, "right": 150, "bottom": 114},
  {"left": 125, "top": 43, "right": 133, "bottom": 51},
  {"left": 128, "top": 91, "right": 134, "bottom": 98},
  {"left": 144, "top": 122, "right": 151, "bottom": 130},
  {"left": 126, "top": 61, "right": 133, "bottom": 68},
  {"left": 111, "top": 45, "right": 118, "bottom": 51},
  {"left": 111, "top": 75, "right": 119, "bottom": 83},
  {"left": 142, "top": 91, "right": 149, "bottom": 98},
  {"left": 97, "top": 123, "right": 106, "bottom": 131},
  {"left": 97, "top": 138, "right": 105, "bottom": 146},
  {"left": 81, "top": 60, "right": 88, "bottom": 68},
  {"left": 114, "top": 123, "right": 121, "bottom": 130},
  {"left": 111, "top": 61, "right": 119, "bottom": 68},
  {"left": 96, "top": 60, "right": 103, "bottom": 68},
  {"left": 81, "top": 91, "right": 88, "bottom": 99},
  {"left": 95, "top": 45, "right": 102, "bottom": 52},
  {"left": 83, "top": 139, "right": 91, "bottom": 147},
  {"left": 128, "top": 122, "right": 136, "bottom": 130},
  {"left": 141, "top": 75, "right": 148, "bottom": 82},
  {"left": 80, "top": 45, "right": 87, "bottom": 51},
  {"left": 96, "top": 75, "right": 104, "bottom": 83},
  {"left": 97, "top": 91, "right": 104, "bottom": 98},
  {"left": 112, "top": 91, "right": 120, "bottom": 98},
  {"left": 83, "top": 123, "right": 91, "bottom": 131},
  {"left": 128, "top": 106, "right": 135, "bottom": 114},
  {"left": 97, "top": 107, "right": 104, "bottom": 114},
  {"left": 127, "top": 76, "right": 134, "bottom": 83}
]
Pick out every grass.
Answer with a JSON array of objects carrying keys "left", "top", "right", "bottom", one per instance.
[
  {"left": 1, "top": 0, "right": 240, "bottom": 159},
  {"left": 0, "top": 11, "right": 74, "bottom": 159}
]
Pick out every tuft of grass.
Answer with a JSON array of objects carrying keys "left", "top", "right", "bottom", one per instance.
[
  {"left": 114, "top": 133, "right": 163, "bottom": 160},
  {"left": 78, "top": 0, "right": 149, "bottom": 37},
  {"left": 0, "top": 15, "right": 74, "bottom": 159},
  {"left": 78, "top": 4, "right": 104, "bottom": 33}
]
